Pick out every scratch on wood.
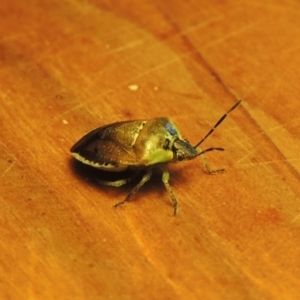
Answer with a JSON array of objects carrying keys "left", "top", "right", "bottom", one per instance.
[
  {"left": 51, "top": 103, "right": 84, "bottom": 124},
  {"left": 203, "top": 17, "right": 268, "bottom": 49},
  {"left": 235, "top": 158, "right": 300, "bottom": 168},
  {"left": 108, "top": 39, "right": 144, "bottom": 54},
  {"left": 291, "top": 213, "right": 300, "bottom": 223},
  {"left": 234, "top": 150, "right": 257, "bottom": 165},
  {"left": 1, "top": 161, "right": 16, "bottom": 178}
]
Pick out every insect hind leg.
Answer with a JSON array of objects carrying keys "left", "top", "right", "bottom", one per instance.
[
  {"left": 95, "top": 171, "right": 140, "bottom": 187},
  {"left": 113, "top": 169, "right": 153, "bottom": 209}
]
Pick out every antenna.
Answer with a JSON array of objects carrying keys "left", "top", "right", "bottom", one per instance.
[{"left": 194, "top": 100, "right": 241, "bottom": 149}]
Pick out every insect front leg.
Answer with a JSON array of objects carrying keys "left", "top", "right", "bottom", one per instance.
[
  {"left": 198, "top": 147, "right": 225, "bottom": 175},
  {"left": 113, "top": 169, "right": 153, "bottom": 209},
  {"left": 162, "top": 170, "right": 178, "bottom": 215}
]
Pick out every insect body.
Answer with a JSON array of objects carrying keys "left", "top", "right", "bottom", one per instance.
[{"left": 70, "top": 100, "right": 241, "bottom": 215}]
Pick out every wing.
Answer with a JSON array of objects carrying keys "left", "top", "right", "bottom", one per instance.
[{"left": 70, "top": 120, "right": 146, "bottom": 171}]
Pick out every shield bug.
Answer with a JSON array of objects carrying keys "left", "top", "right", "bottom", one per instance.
[{"left": 70, "top": 100, "right": 241, "bottom": 215}]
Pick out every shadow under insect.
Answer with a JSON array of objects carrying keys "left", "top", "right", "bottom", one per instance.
[
  {"left": 70, "top": 158, "right": 163, "bottom": 206},
  {"left": 70, "top": 158, "right": 144, "bottom": 184}
]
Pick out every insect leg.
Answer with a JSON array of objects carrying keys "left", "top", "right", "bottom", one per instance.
[
  {"left": 95, "top": 171, "right": 140, "bottom": 187},
  {"left": 113, "top": 169, "right": 153, "bottom": 209},
  {"left": 197, "top": 147, "right": 225, "bottom": 174},
  {"left": 162, "top": 170, "right": 178, "bottom": 215},
  {"left": 193, "top": 100, "right": 242, "bottom": 174},
  {"left": 198, "top": 147, "right": 225, "bottom": 175}
]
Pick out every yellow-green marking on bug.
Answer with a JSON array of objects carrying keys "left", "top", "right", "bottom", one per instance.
[{"left": 70, "top": 100, "right": 241, "bottom": 215}]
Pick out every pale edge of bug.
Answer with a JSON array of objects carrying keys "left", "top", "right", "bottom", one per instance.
[{"left": 70, "top": 100, "right": 241, "bottom": 215}]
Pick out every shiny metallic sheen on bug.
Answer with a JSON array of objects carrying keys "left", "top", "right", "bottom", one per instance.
[{"left": 70, "top": 100, "right": 241, "bottom": 215}]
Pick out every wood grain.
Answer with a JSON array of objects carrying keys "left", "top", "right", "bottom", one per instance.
[{"left": 1, "top": 0, "right": 300, "bottom": 299}]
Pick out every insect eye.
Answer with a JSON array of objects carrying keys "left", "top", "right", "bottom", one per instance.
[
  {"left": 163, "top": 138, "right": 170, "bottom": 150},
  {"left": 176, "top": 152, "right": 185, "bottom": 161}
]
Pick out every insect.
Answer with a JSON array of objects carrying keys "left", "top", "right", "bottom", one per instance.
[{"left": 70, "top": 100, "right": 241, "bottom": 215}]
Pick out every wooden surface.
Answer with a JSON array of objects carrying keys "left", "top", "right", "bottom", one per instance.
[{"left": 1, "top": 1, "right": 300, "bottom": 299}]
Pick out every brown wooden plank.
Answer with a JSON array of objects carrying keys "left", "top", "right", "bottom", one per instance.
[{"left": 1, "top": 0, "right": 300, "bottom": 299}]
